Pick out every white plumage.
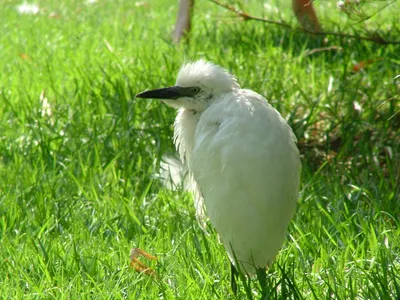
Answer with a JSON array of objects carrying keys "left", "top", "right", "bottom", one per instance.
[{"left": 137, "top": 60, "right": 301, "bottom": 277}]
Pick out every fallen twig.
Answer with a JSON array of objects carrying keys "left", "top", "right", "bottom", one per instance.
[
  {"left": 209, "top": 0, "right": 400, "bottom": 45},
  {"left": 303, "top": 46, "right": 343, "bottom": 56}
]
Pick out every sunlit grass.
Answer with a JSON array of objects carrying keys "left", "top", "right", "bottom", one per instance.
[{"left": 0, "top": 0, "right": 399, "bottom": 298}]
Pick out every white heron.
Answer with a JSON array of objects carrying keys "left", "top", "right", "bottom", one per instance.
[{"left": 135, "top": 60, "right": 301, "bottom": 292}]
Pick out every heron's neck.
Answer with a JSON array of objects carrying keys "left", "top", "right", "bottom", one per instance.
[{"left": 173, "top": 108, "right": 201, "bottom": 166}]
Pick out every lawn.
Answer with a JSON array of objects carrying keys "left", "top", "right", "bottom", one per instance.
[{"left": 0, "top": 0, "right": 399, "bottom": 298}]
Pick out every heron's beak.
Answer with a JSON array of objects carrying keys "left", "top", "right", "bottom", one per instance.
[{"left": 136, "top": 86, "right": 184, "bottom": 100}]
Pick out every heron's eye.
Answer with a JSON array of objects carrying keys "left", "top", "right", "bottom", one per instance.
[{"left": 190, "top": 87, "right": 201, "bottom": 95}]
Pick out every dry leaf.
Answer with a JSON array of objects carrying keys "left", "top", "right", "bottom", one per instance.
[
  {"left": 352, "top": 59, "right": 379, "bottom": 72},
  {"left": 19, "top": 53, "right": 31, "bottom": 60}
]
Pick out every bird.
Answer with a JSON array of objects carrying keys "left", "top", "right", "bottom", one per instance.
[{"left": 135, "top": 60, "right": 301, "bottom": 293}]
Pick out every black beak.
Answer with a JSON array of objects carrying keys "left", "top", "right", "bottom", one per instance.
[{"left": 135, "top": 86, "right": 184, "bottom": 100}]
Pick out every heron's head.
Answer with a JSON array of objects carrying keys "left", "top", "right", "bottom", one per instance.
[{"left": 136, "top": 60, "right": 240, "bottom": 112}]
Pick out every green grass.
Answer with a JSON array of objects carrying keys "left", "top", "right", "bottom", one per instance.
[{"left": 1, "top": 0, "right": 399, "bottom": 298}]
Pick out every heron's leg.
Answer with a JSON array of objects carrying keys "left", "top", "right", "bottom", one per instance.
[
  {"left": 130, "top": 248, "right": 158, "bottom": 277},
  {"left": 230, "top": 263, "right": 238, "bottom": 295},
  {"left": 256, "top": 267, "right": 267, "bottom": 299}
]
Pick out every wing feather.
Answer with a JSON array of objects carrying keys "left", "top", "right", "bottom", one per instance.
[{"left": 188, "top": 90, "right": 301, "bottom": 272}]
